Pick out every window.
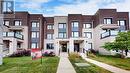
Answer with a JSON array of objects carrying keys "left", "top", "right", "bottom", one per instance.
[
  {"left": 84, "top": 32, "right": 92, "bottom": 38},
  {"left": 87, "top": 43, "right": 92, "bottom": 49},
  {"left": 47, "top": 34, "right": 53, "bottom": 39},
  {"left": 46, "top": 43, "right": 54, "bottom": 49},
  {"left": 58, "top": 32, "right": 66, "bottom": 38},
  {"left": 4, "top": 20, "right": 9, "bottom": 26},
  {"left": 71, "top": 22, "right": 79, "bottom": 28},
  {"left": 15, "top": 20, "right": 22, "bottom": 26},
  {"left": 47, "top": 24, "right": 54, "bottom": 29},
  {"left": 58, "top": 23, "right": 66, "bottom": 29},
  {"left": 32, "top": 21, "right": 39, "bottom": 27},
  {"left": 118, "top": 20, "right": 126, "bottom": 26},
  {"left": 31, "top": 43, "right": 37, "bottom": 48},
  {"left": 72, "top": 32, "right": 79, "bottom": 37},
  {"left": 104, "top": 18, "right": 112, "bottom": 24},
  {"left": 31, "top": 32, "right": 39, "bottom": 38},
  {"left": 83, "top": 23, "right": 92, "bottom": 29}
]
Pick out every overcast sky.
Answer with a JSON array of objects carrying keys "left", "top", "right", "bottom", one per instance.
[{"left": 15, "top": 0, "right": 130, "bottom": 16}]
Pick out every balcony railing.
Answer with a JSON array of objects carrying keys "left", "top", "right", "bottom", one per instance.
[
  {"left": 101, "top": 30, "right": 118, "bottom": 39},
  {"left": 3, "top": 32, "right": 23, "bottom": 40}
]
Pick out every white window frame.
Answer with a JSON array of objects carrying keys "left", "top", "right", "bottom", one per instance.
[
  {"left": 72, "top": 22, "right": 79, "bottom": 28},
  {"left": 15, "top": 20, "right": 22, "bottom": 26},
  {"left": 83, "top": 23, "right": 92, "bottom": 29},
  {"left": 31, "top": 21, "right": 39, "bottom": 27},
  {"left": 47, "top": 24, "right": 54, "bottom": 29},
  {"left": 104, "top": 18, "right": 112, "bottom": 24},
  {"left": 47, "top": 34, "right": 53, "bottom": 39},
  {"left": 31, "top": 43, "right": 37, "bottom": 48},
  {"left": 84, "top": 32, "right": 92, "bottom": 38},
  {"left": 4, "top": 20, "right": 9, "bottom": 26},
  {"left": 72, "top": 32, "right": 79, "bottom": 37}
]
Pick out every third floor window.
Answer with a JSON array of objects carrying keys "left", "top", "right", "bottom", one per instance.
[
  {"left": 47, "top": 24, "right": 54, "bottom": 29},
  {"left": 15, "top": 20, "right": 22, "bottom": 26},
  {"left": 4, "top": 20, "right": 9, "bottom": 26},
  {"left": 47, "top": 33, "right": 53, "bottom": 39},
  {"left": 71, "top": 21, "right": 79, "bottom": 28},
  {"left": 83, "top": 23, "right": 92, "bottom": 29},
  {"left": 32, "top": 21, "right": 39, "bottom": 27},
  {"left": 104, "top": 18, "right": 112, "bottom": 24},
  {"left": 58, "top": 23, "right": 66, "bottom": 29}
]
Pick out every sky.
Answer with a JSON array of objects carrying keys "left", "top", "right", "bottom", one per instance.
[{"left": 14, "top": 0, "right": 130, "bottom": 16}]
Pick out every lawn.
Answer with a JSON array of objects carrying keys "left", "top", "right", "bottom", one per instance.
[
  {"left": 0, "top": 57, "right": 59, "bottom": 73},
  {"left": 88, "top": 54, "right": 130, "bottom": 70},
  {"left": 69, "top": 53, "right": 112, "bottom": 73}
]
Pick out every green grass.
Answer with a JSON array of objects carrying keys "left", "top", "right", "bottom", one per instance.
[
  {"left": 0, "top": 57, "right": 59, "bottom": 73},
  {"left": 69, "top": 57, "right": 112, "bottom": 73},
  {"left": 88, "top": 54, "right": 130, "bottom": 70}
]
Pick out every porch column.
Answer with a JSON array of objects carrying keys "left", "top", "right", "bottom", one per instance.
[
  {"left": 9, "top": 38, "right": 17, "bottom": 54},
  {"left": 69, "top": 39, "right": 74, "bottom": 53},
  {"left": 55, "top": 40, "right": 60, "bottom": 56},
  {"left": 83, "top": 40, "right": 87, "bottom": 53}
]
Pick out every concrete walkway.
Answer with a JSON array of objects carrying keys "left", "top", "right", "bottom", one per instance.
[
  {"left": 56, "top": 53, "right": 76, "bottom": 73},
  {"left": 81, "top": 53, "right": 130, "bottom": 73}
]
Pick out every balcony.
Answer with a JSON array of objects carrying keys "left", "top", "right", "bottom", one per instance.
[
  {"left": 100, "top": 24, "right": 120, "bottom": 29},
  {"left": 3, "top": 32, "right": 23, "bottom": 40},
  {"left": 101, "top": 30, "right": 118, "bottom": 39}
]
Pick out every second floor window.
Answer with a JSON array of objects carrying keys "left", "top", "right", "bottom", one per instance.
[
  {"left": 31, "top": 32, "right": 39, "bottom": 38},
  {"left": 84, "top": 32, "right": 92, "bottom": 38},
  {"left": 72, "top": 32, "right": 79, "bottom": 37},
  {"left": 58, "top": 32, "right": 66, "bottom": 38},
  {"left": 47, "top": 34, "right": 53, "bottom": 39},
  {"left": 4, "top": 20, "right": 9, "bottom": 26},
  {"left": 83, "top": 23, "right": 92, "bottom": 29},
  {"left": 31, "top": 43, "right": 38, "bottom": 48},
  {"left": 118, "top": 20, "right": 126, "bottom": 26},
  {"left": 15, "top": 20, "right": 22, "bottom": 26},
  {"left": 47, "top": 24, "right": 54, "bottom": 29},
  {"left": 32, "top": 22, "right": 39, "bottom": 27},
  {"left": 104, "top": 18, "right": 112, "bottom": 24}
]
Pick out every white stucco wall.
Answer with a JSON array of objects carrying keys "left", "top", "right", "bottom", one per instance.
[
  {"left": 0, "top": 14, "right": 3, "bottom": 65},
  {"left": 93, "top": 24, "right": 116, "bottom": 55}
]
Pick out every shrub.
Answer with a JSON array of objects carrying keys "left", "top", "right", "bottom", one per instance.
[
  {"left": 43, "top": 51, "right": 55, "bottom": 57},
  {"left": 9, "top": 49, "right": 31, "bottom": 57},
  {"left": 115, "top": 53, "right": 121, "bottom": 58},
  {"left": 88, "top": 53, "right": 97, "bottom": 58},
  {"left": 89, "top": 49, "right": 99, "bottom": 55},
  {"left": 69, "top": 52, "right": 80, "bottom": 62}
]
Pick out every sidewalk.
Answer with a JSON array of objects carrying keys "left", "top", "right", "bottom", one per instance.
[
  {"left": 56, "top": 53, "right": 76, "bottom": 73},
  {"left": 81, "top": 53, "right": 130, "bottom": 73}
]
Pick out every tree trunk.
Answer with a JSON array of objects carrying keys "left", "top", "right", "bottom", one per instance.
[{"left": 121, "top": 50, "right": 125, "bottom": 59}]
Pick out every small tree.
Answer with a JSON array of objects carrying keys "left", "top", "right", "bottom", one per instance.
[{"left": 102, "top": 31, "right": 130, "bottom": 58}]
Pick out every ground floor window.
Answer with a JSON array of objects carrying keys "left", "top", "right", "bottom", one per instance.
[
  {"left": 87, "top": 43, "right": 92, "bottom": 49},
  {"left": 46, "top": 43, "right": 54, "bottom": 49},
  {"left": 31, "top": 43, "right": 39, "bottom": 48}
]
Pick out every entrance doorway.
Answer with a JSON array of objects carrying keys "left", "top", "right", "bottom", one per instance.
[
  {"left": 61, "top": 44, "right": 67, "bottom": 52},
  {"left": 74, "top": 43, "right": 79, "bottom": 52}
]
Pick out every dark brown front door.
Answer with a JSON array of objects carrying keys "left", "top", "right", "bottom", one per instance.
[
  {"left": 62, "top": 44, "right": 67, "bottom": 52},
  {"left": 74, "top": 43, "right": 79, "bottom": 52}
]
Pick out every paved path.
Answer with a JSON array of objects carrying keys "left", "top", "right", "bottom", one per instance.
[
  {"left": 56, "top": 53, "right": 76, "bottom": 73},
  {"left": 81, "top": 53, "right": 130, "bottom": 73}
]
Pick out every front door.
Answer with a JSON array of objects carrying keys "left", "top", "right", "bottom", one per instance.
[
  {"left": 61, "top": 44, "right": 67, "bottom": 52},
  {"left": 74, "top": 43, "right": 79, "bottom": 52}
]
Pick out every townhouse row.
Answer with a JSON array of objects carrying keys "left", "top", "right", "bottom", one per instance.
[{"left": 1, "top": 9, "right": 129, "bottom": 56}]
